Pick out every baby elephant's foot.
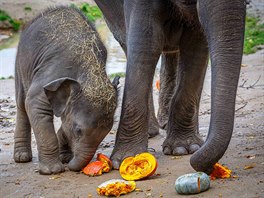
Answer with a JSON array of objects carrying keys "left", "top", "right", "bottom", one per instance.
[
  {"left": 14, "top": 147, "right": 32, "bottom": 163},
  {"left": 162, "top": 133, "right": 204, "bottom": 156},
  {"left": 148, "top": 121, "right": 159, "bottom": 138},
  {"left": 39, "top": 159, "right": 65, "bottom": 175},
  {"left": 157, "top": 113, "right": 168, "bottom": 130}
]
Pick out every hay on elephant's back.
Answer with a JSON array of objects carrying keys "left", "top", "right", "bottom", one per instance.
[{"left": 41, "top": 7, "right": 116, "bottom": 113}]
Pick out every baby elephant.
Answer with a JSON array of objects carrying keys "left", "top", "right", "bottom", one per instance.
[{"left": 14, "top": 6, "right": 118, "bottom": 174}]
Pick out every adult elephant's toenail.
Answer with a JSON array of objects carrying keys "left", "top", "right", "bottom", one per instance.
[
  {"left": 173, "top": 147, "right": 188, "bottom": 156},
  {"left": 163, "top": 146, "right": 172, "bottom": 155},
  {"left": 189, "top": 144, "right": 200, "bottom": 154}
]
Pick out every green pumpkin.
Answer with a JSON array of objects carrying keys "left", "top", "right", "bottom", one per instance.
[{"left": 175, "top": 172, "right": 210, "bottom": 194}]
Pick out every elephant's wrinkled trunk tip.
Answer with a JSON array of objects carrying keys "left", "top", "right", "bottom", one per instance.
[
  {"left": 190, "top": 150, "right": 215, "bottom": 174},
  {"left": 190, "top": 141, "right": 228, "bottom": 174}
]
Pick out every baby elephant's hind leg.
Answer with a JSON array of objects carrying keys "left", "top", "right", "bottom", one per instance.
[{"left": 14, "top": 106, "right": 32, "bottom": 163}]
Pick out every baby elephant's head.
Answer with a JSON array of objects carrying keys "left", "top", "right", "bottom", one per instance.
[{"left": 44, "top": 77, "right": 119, "bottom": 171}]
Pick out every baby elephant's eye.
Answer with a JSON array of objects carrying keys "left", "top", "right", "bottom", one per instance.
[{"left": 75, "top": 128, "right": 83, "bottom": 137}]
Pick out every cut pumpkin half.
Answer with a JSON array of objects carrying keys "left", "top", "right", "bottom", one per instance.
[{"left": 119, "top": 152, "right": 158, "bottom": 181}]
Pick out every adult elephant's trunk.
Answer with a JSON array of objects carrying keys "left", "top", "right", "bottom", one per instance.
[
  {"left": 190, "top": 0, "right": 246, "bottom": 173},
  {"left": 68, "top": 145, "right": 97, "bottom": 171}
]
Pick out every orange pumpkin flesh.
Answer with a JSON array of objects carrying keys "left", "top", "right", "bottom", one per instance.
[
  {"left": 120, "top": 152, "right": 158, "bottom": 181},
  {"left": 210, "top": 163, "right": 232, "bottom": 180},
  {"left": 82, "top": 161, "right": 104, "bottom": 176},
  {"left": 156, "top": 80, "right": 160, "bottom": 91},
  {"left": 97, "top": 153, "right": 112, "bottom": 170},
  {"left": 97, "top": 179, "right": 136, "bottom": 197},
  {"left": 82, "top": 153, "right": 112, "bottom": 176}
]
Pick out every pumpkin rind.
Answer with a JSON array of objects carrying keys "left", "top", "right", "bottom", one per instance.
[
  {"left": 175, "top": 172, "right": 210, "bottom": 195},
  {"left": 120, "top": 152, "right": 157, "bottom": 181}
]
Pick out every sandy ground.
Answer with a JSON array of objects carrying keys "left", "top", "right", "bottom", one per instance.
[{"left": 0, "top": 1, "right": 264, "bottom": 198}]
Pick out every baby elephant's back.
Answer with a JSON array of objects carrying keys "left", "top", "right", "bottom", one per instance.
[{"left": 15, "top": 6, "right": 105, "bottom": 86}]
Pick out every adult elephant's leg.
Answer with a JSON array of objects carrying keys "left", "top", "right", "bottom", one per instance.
[
  {"left": 111, "top": 1, "right": 162, "bottom": 169},
  {"left": 162, "top": 26, "right": 208, "bottom": 156},
  {"left": 94, "top": 0, "right": 126, "bottom": 52},
  {"left": 157, "top": 52, "right": 178, "bottom": 129},
  {"left": 190, "top": 0, "right": 246, "bottom": 173},
  {"left": 95, "top": 0, "right": 159, "bottom": 138}
]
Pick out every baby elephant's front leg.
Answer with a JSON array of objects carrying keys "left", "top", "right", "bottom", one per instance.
[
  {"left": 26, "top": 95, "right": 64, "bottom": 175},
  {"left": 57, "top": 127, "right": 73, "bottom": 164}
]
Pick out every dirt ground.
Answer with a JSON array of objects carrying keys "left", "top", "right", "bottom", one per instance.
[{"left": 1, "top": 1, "right": 264, "bottom": 198}]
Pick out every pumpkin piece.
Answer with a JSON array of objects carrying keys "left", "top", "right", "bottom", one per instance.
[
  {"left": 97, "top": 179, "right": 136, "bottom": 197},
  {"left": 82, "top": 153, "right": 112, "bottom": 176},
  {"left": 175, "top": 172, "right": 210, "bottom": 195},
  {"left": 119, "top": 152, "right": 158, "bottom": 181},
  {"left": 97, "top": 153, "right": 112, "bottom": 171},
  {"left": 156, "top": 80, "right": 160, "bottom": 91},
  {"left": 82, "top": 161, "right": 104, "bottom": 176},
  {"left": 210, "top": 163, "right": 232, "bottom": 180}
]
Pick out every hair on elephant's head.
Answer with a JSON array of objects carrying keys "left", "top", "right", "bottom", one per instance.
[{"left": 44, "top": 76, "right": 119, "bottom": 171}]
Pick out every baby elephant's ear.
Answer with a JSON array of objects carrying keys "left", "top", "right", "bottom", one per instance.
[{"left": 43, "top": 78, "right": 81, "bottom": 117}]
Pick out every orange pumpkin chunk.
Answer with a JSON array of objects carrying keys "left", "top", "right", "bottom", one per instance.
[
  {"left": 120, "top": 152, "right": 158, "bottom": 181},
  {"left": 97, "top": 153, "right": 112, "bottom": 171},
  {"left": 82, "top": 161, "right": 104, "bottom": 176},
  {"left": 210, "top": 163, "right": 232, "bottom": 180},
  {"left": 82, "top": 153, "right": 112, "bottom": 176},
  {"left": 97, "top": 179, "right": 136, "bottom": 197},
  {"left": 156, "top": 80, "right": 160, "bottom": 91}
]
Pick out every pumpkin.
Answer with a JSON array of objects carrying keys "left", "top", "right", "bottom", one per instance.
[
  {"left": 156, "top": 79, "right": 160, "bottom": 91},
  {"left": 97, "top": 179, "right": 136, "bottom": 197},
  {"left": 82, "top": 161, "right": 104, "bottom": 176},
  {"left": 175, "top": 172, "right": 210, "bottom": 195},
  {"left": 82, "top": 153, "right": 112, "bottom": 176},
  {"left": 97, "top": 153, "right": 112, "bottom": 172},
  {"left": 210, "top": 163, "right": 232, "bottom": 180},
  {"left": 119, "top": 152, "right": 158, "bottom": 181}
]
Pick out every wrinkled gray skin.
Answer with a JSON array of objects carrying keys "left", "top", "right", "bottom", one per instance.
[
  {"left": 14, "top": 7, "right": 118, "bottom": 175},
  {"left": 95, "top": 0, "right": 246, "bottom": 173},
  {"left": 93, "top": 1, "right": 160, "bottom": 139}
]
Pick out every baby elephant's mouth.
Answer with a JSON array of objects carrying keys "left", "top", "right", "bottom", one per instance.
[{"left": 68, "top": 148, "right": 97, "bottom": 171}]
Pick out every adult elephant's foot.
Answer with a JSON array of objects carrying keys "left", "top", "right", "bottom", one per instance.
[
  {"left": 111, "top": 142, "right": 148, "bottom": 169},
  {"left": 14, "top": 145, "right": 32, "bottom": 163},
  {"left": 39, "top": 158, "right": 65, "bottom": 175},
  {"left": 162, "top": 133, "right": 204, "bottom": 155}
]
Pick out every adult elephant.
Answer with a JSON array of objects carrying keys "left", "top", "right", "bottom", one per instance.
[{"left": 95, "top": 0, "right": 246, "bottom": 173}]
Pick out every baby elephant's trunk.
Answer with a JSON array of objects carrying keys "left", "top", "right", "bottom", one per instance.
[{"left": 68, "top": 147, "right": 97, "bottom": 171}]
